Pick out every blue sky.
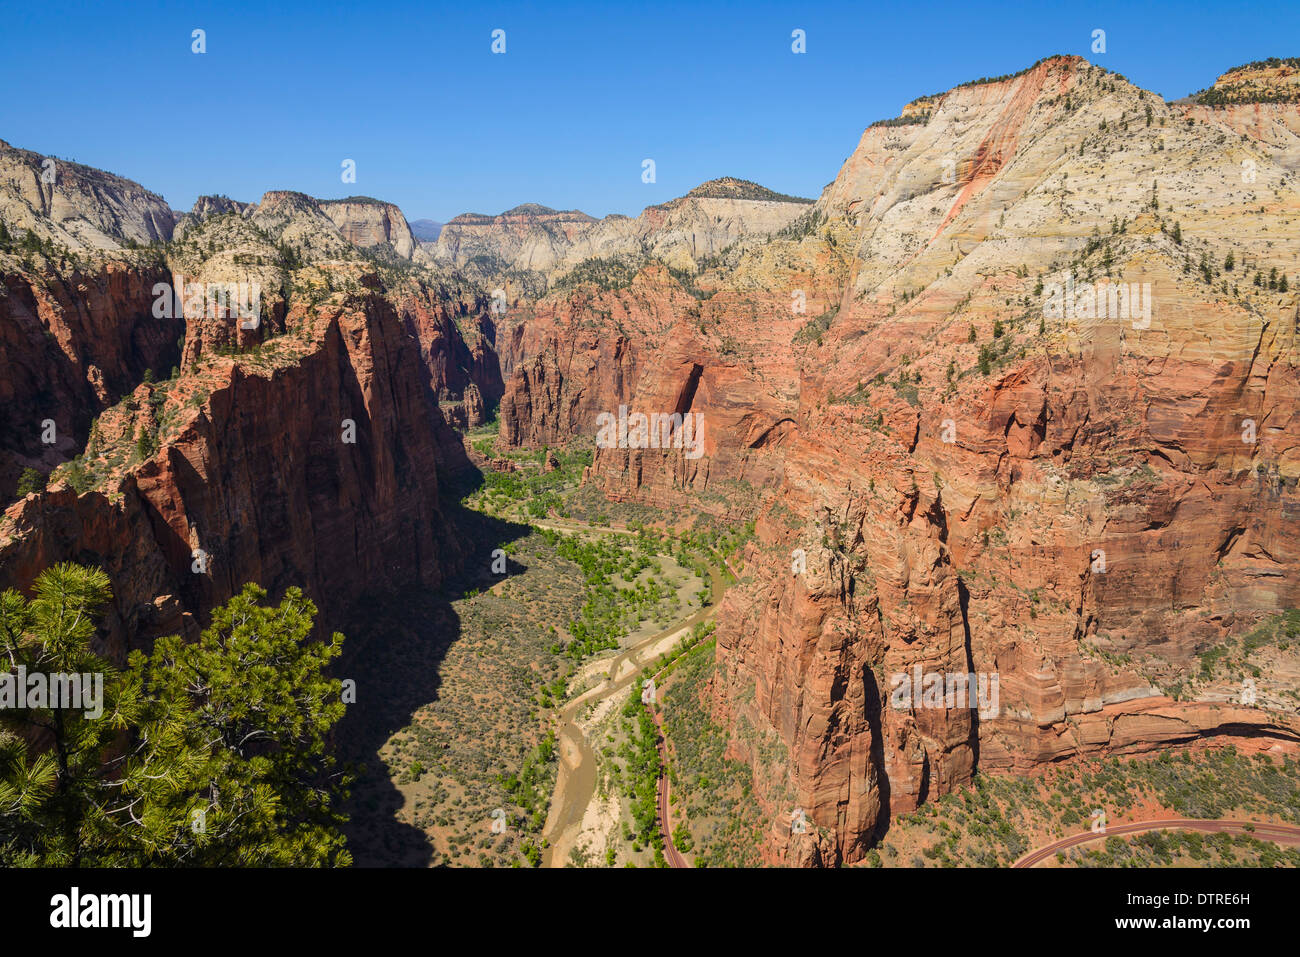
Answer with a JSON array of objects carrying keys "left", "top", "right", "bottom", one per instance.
[{"left": 2, "top": 1, "right": 1296, "bottom": 221}]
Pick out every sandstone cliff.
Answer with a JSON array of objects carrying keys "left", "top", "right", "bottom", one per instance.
[
  {"left": 0, "top": 152, "right": 488, "bottom": 659},
  {"left": 0, "top": 253, "right": 181, "bottom": 498},
  {"left": 0, "top": 285, "right": 467, "bottom": 661},
  {"left": 0, "top": 139, "right": 174, "bottom": 250},
  {"left": 431, "top": 178, "right": 812, "bottom": 293},
  {"left": 320, "top": 197, "right": 418, "bottom": 259},
  {"left": 497, "top": 54, "right": 1300, "bottom": 864}
]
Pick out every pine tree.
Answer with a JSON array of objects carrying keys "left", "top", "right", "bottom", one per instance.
[
  {"left": 14, "top": 467, "right": 45, "bottom": 497},
  {"left": 0, "top": 568, "right": 352, "bottom": 866},
  {"left": 132, "top": 582, "right": 351, "bottom": 866},
  {"left": 0, "top": 564, "right": 117, "bottom": 865}
]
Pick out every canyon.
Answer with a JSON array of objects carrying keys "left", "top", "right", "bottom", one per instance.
[{"left": 1, "top": 54, "right": 1298, "bottom": 866}]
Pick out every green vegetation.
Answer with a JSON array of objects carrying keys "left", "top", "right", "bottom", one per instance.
[
  {"left": 1190, "top": 609, "right": 1300, "bottom": 701},
  {"left": 793, "top": 305, "right": 840, "bottom": 344},
  {"left": 679, "top": 178, "right": 813, "bottom": 205},
  {"left": 0, "top": 564, "right": 351, "bottom": 866},
  {"left": 619, "top": 692, "right": 665, "bottom": 861},
  {"left": 14, "top": 467, "right": 46, "bottom": 497},
  {"left": 775, "top": 208, "right": 826, "bottom": 242},
  {"left": 466, "top": 446, "right": 593, "bottom": 519},
  {"left": 500, "top": 730, "right": 557, "bottom": 866},
  {"left": 551, "top": 254, "right": 647, "bottom": 294},
  {"left": 1194, "top": 59, "right": 1300, "bottom": 106},
  {"left": 868, "top": 112, "right": 930, "bottom": 129},
  {"left": 1073, "top": 830, "right": 1300, "bottom": 868},
  {"left": 874, "top": 745, "right": 1300, "bottom": 867},
  {"left": 537, "top": 527, "right": 682, "bottom": 659},
  {"left": 914, "top": 54, "right": 1074, "bottom": 102},
  {"left": 659, "top": 640, "right": 765, "bottom": 866}
]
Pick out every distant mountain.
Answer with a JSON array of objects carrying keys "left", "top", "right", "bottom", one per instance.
[
  {"left": 410, "top": 218, "right": 443, "bottom": 241},
  {"left": 430, "top": 178, "right": 811, "bottom": 282}
]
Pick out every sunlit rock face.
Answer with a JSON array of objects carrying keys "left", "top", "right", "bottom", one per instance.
[{"left": 497, "top": 55, "right": 1300, "bottom": 864}]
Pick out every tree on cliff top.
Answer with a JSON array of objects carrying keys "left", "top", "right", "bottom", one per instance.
[{"left": 0, "top": 565, "right": 351, "bottom": 866}]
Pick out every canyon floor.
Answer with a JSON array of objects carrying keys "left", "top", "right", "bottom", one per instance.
[{"left": 333, "top": 421, "right": 1300, "bottom": 867}]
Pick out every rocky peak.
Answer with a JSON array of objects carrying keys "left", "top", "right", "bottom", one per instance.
[
  {"left": 1195, "top": 57, "right": 1300, "bottom": 105},
  {"left": 319, "top": 196, "right": 417, "bottom": 259},
  {"left": 434, "top": 177, "right": 811, "bottom": 286},
  {"left": 0, "top": 138, "right": 174, "bottom": 251},
  {"left": 676, "top": 176, "right": 812, "bottom": 205}
]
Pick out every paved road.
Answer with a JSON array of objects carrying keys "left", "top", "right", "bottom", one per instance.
[
  {"left": 647, "top": 698, "right": 688, "bottom": 868},
  {"left": 1014, "top": 818, "right": 1300, "bottom": 867}
]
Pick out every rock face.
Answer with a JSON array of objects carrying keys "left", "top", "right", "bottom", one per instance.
[
  {"left": 434, "top": 204, "right": 599, "bottom": 277},
  {"left": 0, "top": 151, "right": 489, "bottom": 660},
  {"left": 0, "top": 290, "right": 466, "bottom": 660},
  {"left": 431, "top": 179, "right": 813, "bottom": 289},
  {"left": 169, "top": 188, "right": 499, "bottom": 422},
  {"left": 393, "top": 281, "right": 503, "bottom": 428},
  {"left": 320, "top": 198, "right": 417, "bottom": 259},
  {"left": 0, "top": 256, "right": 181, "bottom": 497},
  {"left": 1191, "top": 56, "right": 1300, "bottom": 106},
  {"left": 497, "top": 267, "right": 810, "bottom": 518},
  {"left": 497, "top": 55, "right": 1300, "bottom": 864},
  {"left": 0, "top": 139, "right": 174, "bottom": 250}
]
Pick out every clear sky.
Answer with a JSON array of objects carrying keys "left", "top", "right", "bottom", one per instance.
[{"left": 2, "top": 1, "right": 1296, "bottom": 222}]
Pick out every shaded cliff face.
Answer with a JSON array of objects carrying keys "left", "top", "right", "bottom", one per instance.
[
  {"left": 0, "top": 289, "right": 466, "bottom": 660},
  {"left": 168, "top": 186, "right": 498, "bottom": 422},
  {"left": 0, "top": 151, "right": 488, "bottom": 662},
  {"left": 394, "top": 282, "right": 502, "bottom": 428},
  {"left": 497, "top": 55, "right": 1300, "bottom": 864},
  {"left": 0, "top": 254, "right": 182, "bottom": 497}
]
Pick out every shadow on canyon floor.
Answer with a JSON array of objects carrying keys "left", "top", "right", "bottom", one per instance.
[{"left": 334, "top": 487, "right": 532, "bottom": 867}]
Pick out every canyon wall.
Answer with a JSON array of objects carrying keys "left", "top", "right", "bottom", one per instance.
[
  {"left": 0, "top": 139, "right": 175, "bottom": 250},
  {"left": 0, "top": 259, "right": 182, "bottom": 495},
  {"left": 0, "top": 163, "right": 490, "bottom": 660},
  {"left": 0, "top": 289, "right": 467, "bottom": 660},
  {"left": 498, "top": 55, "right": 1300, "bottom": 864}
]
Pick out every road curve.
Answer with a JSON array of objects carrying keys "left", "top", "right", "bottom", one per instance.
[{"left": 1014, "top": 819, "right": 1300, "bottom": 867}]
